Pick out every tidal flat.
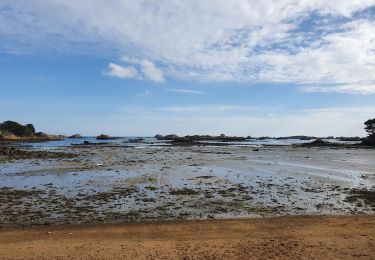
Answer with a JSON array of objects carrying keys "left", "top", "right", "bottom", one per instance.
[{"left": 0, "top": 143, "right": 374, "bottom": 227}]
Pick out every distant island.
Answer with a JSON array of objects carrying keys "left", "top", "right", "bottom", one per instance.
[{"left": 0, "top": 120, "right": 64, "bottom": 142}]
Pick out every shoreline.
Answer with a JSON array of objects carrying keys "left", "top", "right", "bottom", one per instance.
[
  {"left": 0, "top": 213, "right": 373, "bottom": 230},
  {"left": 1, "top": 215, "right": 374, "bottom": 259}
]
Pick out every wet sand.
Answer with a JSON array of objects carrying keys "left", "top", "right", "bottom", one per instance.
[
  {"left": 0, "top": 215, "right": 374, "bottom": 259},
  {"left": 0, "top": 144, "right": 374, "bottom": 226}
]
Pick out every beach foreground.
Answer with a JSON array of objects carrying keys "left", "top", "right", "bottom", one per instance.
[{"left": 0, "top": 216, "right": 374, "bottom": 259}]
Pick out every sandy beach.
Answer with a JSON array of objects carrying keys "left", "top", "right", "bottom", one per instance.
[{"left": 1, "top": 215, "right": 374, "bottom": 259}]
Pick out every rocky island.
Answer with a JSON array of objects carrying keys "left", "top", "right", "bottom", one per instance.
[{"left": 0, "top": 120, "right": 64, "bottom": 142}]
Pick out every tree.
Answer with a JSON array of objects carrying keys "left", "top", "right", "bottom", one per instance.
[{"left": 364, "top": 119, "right": 375, "bottom": 137}]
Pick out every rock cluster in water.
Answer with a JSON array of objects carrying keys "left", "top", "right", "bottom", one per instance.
[
  {"left": 69, "top": 134, "right": 82, "bottom": 138},
  {"left": 96, "top": 134, "right": 117, "bottom": 140},
  {"left": 155, "top": 134, "right": 247, "bottom": 142}
]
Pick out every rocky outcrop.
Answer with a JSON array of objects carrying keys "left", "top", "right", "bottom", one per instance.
[
  {"left": 0, "top": 121, "right": 35, "bottom": 137},
  {"left": 96, "top": 134, "right": 117, "bottom": 140},
  {"left": 0, "top": 121, "right": 63, "bottom": 142},
  {"left": 69, "top": 134, "right": 82, "bottom": 139},
  {"left": 0, "top": 130, "right": 19, "bottom": 141},
  {"left": 276, "top": 136, "right": 316, "bottom": 140},
  {"left": 154, "top": 134, "right": 163, "bottom": 139},
  {"left": 0, "top": 146, "right": 75, "bottom": 160},
  {"left": 301, "top": 138, "right": 333, "bottom": 147},
  {"left": 163, "top": 134, "right": 179, "bottom": 140},
  {"left": 155, "top": 134, "right": 247, "bottom": 142}
]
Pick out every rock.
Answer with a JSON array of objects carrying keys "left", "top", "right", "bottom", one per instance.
[
  {"left": 219, "top": 136, "right": 246, "bottom": 142},
  {"left": 0, "top": 121, "right": 63, "bottom": 142},
  {"left": 154, "top": 134, "right": 164, "bottom": 140},
  {"left": 170, "top": 137, "right": 198, "bottom": 146},
  {"left": 35, "top": 132, "right": 49, "bottom": 138},
  {"left": 0, "top": 121, "right": 35, "bottom": 137},
  {"left": 163, "top": 134, "right": 179, "bottom": 140},
  {"left": 0, "top": 130, "right": 19, "bottom": 141},
  {"left": 96, "top": 134, "right": 115, "bottom": 140},
  {"left": 69, "top": 134, "right": 82, "bottom": 139},
  {"left": 128, "top": 138, "right": 144, "bottom": 143},
  {"left": 0, "top": 145, "right": 75, "bottom": 159},
  {"left": 184, "top": 135, "right": 246, "bottom": 142},
  {"left": 154, "top": 134, "right": 248, "bottom": 142},
  {"left": 301, "top": 138, "right": 331, "bottom": 147}
]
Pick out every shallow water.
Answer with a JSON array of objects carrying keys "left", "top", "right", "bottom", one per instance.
[{"left": 0, "top": 144, "right": 374, "bottom": 226}]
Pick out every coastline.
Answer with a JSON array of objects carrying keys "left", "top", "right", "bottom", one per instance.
[{"left": 1, "top": 215, "right": 374, "bottom": 259}]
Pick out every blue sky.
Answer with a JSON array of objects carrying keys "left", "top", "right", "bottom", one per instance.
[{"left": 1, "top": 1, "right": 375, "bottom": 136}]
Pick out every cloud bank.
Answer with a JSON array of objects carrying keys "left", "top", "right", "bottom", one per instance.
[{"left": 1, "top": 1, "right": 375, "bottom": 93}]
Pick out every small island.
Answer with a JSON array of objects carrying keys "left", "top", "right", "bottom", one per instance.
[{"left": 0, "top": 120, "right": 64, "bottom": 142}]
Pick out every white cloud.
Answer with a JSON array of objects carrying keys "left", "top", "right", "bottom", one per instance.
[
  {"left": 139, "top": 59, "right": 165, "bottom": 83},
  {"left": 166, "top": 89, "right": 206, "bottom": 94},
  {"left": 118, "top": 56, "right": 164, "bottom": 82},
  {"left": 103, "top": 63, "right": 138, "bottom": 79},
  {"left": 1, "top": 1, "right": 375, "bottom": 92},
  {"left": 104, "top": 59, "right": 164, "bottom": 82},
  {"left": 301, "top": 84, "right": 375, "bottom": 94}
]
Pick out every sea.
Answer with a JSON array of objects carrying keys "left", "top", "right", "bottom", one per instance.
[{"left": 11, "top": 137, "right": 361, "bottom": 150}]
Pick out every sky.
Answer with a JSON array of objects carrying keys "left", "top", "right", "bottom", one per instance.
[{"left": 1, "top": 0, "right": 375, "bottom": 137}]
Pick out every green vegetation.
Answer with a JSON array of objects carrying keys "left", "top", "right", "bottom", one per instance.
[
  {"left": 0, "top": 120, "right": 62, "bottom": 141},
  {"left": 363, "top": 118, "right": 375, "bottom": 146},
  {"left": 0, "top": 121, "right": 35, "bottom": 137}
]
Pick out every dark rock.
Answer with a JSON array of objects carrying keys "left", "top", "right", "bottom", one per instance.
[
  {"left": 0, "top": 145, "right": 75, "bottom": 160},
  {"left": 276, "top": 135, "right": 316, "bottom": 140},
  {"left": 96, "top": 134, "right": 114, "bottom": 140},
  {"left": 163, "top": 134, "right": 179, "bottom": 140},
  {"left": 69, "top": 134, "right": 82, "bottom": 139},
  {"left": 170, "top": 137, "right": 198, "bottom": 146},
  {"left": 257, "top": 136, "right": 271, "bottom": 140},
  {"left": 154, "top": 134, "right": 164, "bottom": 140},
  {"left": 183, "top": 135, "right": 246, "bottom": 142},
  {"left": 0, "top": 130, "right": 19, "bottom": 140},
  {"left": 338, "top": 136, "right": 363, "bottom": 142},
  {"left": 128, "top": 138, "right": 144, "bottom": 143},
  {"left": 35, "top": 132, "right": 48, "bottom": 137},
  {"left": 301, "top": 138, "right": 331, "bottom": 147}
]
